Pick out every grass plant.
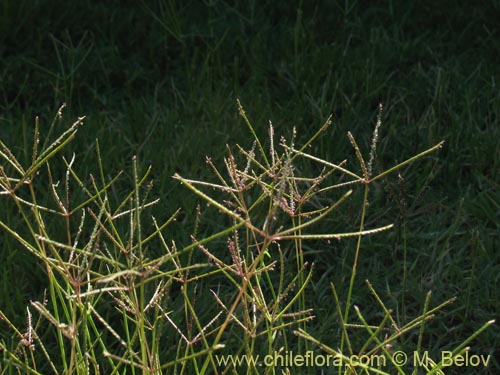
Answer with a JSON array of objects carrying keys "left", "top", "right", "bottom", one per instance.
[
  {"left": 0, "top": 1, "right": 498, "bottom": 374},
  {"left": 0, "top": 103, "right": 494, "bottom": 374}
]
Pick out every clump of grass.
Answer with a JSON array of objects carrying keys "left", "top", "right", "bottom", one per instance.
[{"left": 0, "top": 103, "right": 494, "bottom": 375}]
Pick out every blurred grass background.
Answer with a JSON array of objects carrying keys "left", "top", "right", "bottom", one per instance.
[{"left": 1, "top": 0, "right": 498, "bottom": 372}]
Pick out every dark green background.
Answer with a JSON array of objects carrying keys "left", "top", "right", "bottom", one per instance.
[{"left": 1, "top": 1, "right": 498, "bottom": 373}]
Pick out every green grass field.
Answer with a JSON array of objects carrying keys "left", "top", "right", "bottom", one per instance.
[{"left": 1, "top": 1, "right": 498, "bottom": 374}]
